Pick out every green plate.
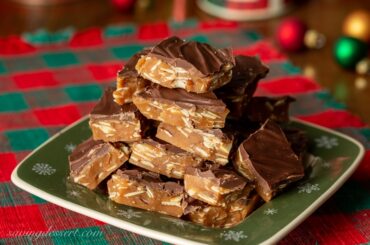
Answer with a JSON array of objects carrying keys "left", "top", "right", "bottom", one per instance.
[{"left": 11, "top": 116, "right": 365, "bottom": 245}]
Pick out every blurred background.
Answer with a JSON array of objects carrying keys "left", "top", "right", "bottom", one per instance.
[{"left": 0, "top": 0, "right": 369, "bottom": 123}]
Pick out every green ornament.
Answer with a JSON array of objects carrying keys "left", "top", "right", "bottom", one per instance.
[{"left": 333, "top": 36, "right": 368, "bottom": 69}]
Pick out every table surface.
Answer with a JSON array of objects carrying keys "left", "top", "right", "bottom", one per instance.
[{"left": 0, "top": 0, "right": 369, "bottom": 124}]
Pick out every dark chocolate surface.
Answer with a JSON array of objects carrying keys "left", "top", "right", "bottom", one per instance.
[
  {"left": 216, "top": 55, "right": 268, "bottom": 96},
  {"left": 148, "top": 36, "right": 235, "bottom": 76},
  {"left": 244, "top": 96, "right": 295, "bottom": 123},
  {"left": 69, "top": 137, "right": 106, "bottom": 173},
  {"left": 91, "top": 87, "right": 138, "bottom": 116},
  {"left": 237, "top": 119, "right": 304, "bottom": 189},
  {"left": 187, "top": 167, "right": 246, "bottom": 191}
]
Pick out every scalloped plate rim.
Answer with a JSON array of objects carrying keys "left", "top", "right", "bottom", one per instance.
[{"left": 11, "top": 116, "right": 365, "bottom": 245}]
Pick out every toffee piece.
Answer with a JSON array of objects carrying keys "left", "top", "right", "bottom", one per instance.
[
  {"left": 215, "top": 55, "right": 269, "bottom": 118},
  {"left": 234, "top": 119, "right": 304, "bottom": 202},
  {"left": 135, "top": 36, "right": 235, "bottom": 93},
  {"left": 108, "top": 168, "right": 187, "bottom": 217},
  {"left": 186, "top": 189, "right": 259, "bottom": 228},
  {"left": 156, "top": 123, "right": 233, "bottom": 165},
  {"left": 89, "top": 88, "right": 145, "bottom": 143},
  {"left": 129, "top": 139, "right": 203, "bottom": 179},
  {"left": 184, "top": 167, "right": 247, "bottom": 206},
  {"left": 133, "top": 85, "right": 229, "bottom": 129},
  {"left": 69, "top": 137, "right": 130, "bottom": 190},
  {"left": 113, "top": 50, "right": 151, "bottom": 105}
]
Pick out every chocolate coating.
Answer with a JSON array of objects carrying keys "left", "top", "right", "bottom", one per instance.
[
  {"left": 141, "top": 85, "right": 227, "bottom": 111},
  {"left": 69, "top": 137, "right": 104, "bottom": 173},
  {"left": 148, "top": 36, "right": 235, "bottom": 77},
  {"left": 91, "top": 87, "right": 138, "bottom": 116},
  {"left": 235, "top": 119, "right": 304, "bottom": 201},
  {"left": 245, "top": 96, "right": 295, "bottom": 123}
]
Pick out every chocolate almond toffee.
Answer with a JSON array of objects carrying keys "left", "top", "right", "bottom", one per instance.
[
  {"left": 69, "top": 137, "right": 130, "bottom": 190},
  {"left": 89, "top": 87, "right": 146, "bottom": 143},
  {"left": 135, "top": 36, "right": 235, "bottom": 93},
  {"left": 129, "top": 139, "right": 203, "bottom": 179},
  {"left": 107, "top": 168, "right": 187, "bottom": 217},
  {"left": 234, "top": 119, "right": 305, "bottom": 202},
  {"left": 133, "top": 85, "right": 229, "bottom": 129},
  {"left": 156, "top": 122, "right": 233, "bottom": 165},
  {"left": 184, "top": 166, "right": 248, "bottom": 206},
  {"left": 113, "top": 50, "right": 151, "bottom": 105},
  {"left": 186, "top": 188, "right": 259, "bottom": 228},
  {"left": 67, "top": 36, "right": 310, "bottom": 228},
  {"left": 215, "top": 55, "right": 269, "bottom": 118}
]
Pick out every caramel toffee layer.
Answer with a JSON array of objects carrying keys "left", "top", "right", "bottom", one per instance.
[{"left": 133, "top": 85, "right": 229, "bottom": 129}]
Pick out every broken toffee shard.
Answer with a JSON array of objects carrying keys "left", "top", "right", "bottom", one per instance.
[
  {"left": 234, "top": 119, "right": 304, "bottom": 202},
  {"left": 156, "top": 122, "right": 233, "bottom": 165},
  {"left": 129, "top": 139, "right": 203, "bottom": 179},
  {"left": 108, "top": 168, "right": 187, "bottom": 217},
  {"left": 113, "top": 49, "right": 151, "bottom": 105},
  {"left": 133, "top": 85, "right": 229, "bottom": 129},
  {"left": 184, "top": 166, "right": 247, "bottom": 206},
  {"left": 215, "top": 55, "right": 269, "bottom": 118},
  {"left": 186, "top": 189, "right": 259, "bottom": 228},
  {"left": 89, "top": 88, "right": 146, "bottom": 143},
  {"left": 69, "top": 137, "right": 130, "bottom": 190},
  {"left": 135, "top": 36, "right": 235, "bottom": 93}
]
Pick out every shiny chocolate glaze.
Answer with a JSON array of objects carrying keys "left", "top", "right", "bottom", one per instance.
[
  {"left": 148, "top": 36, "right": 235, "bottom": 76},
  {"left": 237, "top": 119, "right": 304, "bottom": 191}
]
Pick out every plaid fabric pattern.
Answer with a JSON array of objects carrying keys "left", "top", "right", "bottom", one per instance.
[{"left": 0, "top": 20, "right": 369, "bottom": 244}]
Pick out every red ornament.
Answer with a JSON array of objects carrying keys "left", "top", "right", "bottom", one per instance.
[
  {"left": 276, "top": 18, "right": 307, "bottom": 52},
  {"left": 111, "top": 0, "right": 136, "bottom": 12}
]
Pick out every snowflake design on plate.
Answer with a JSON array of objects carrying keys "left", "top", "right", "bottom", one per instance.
[
  {"left": 298, "top": 183, "right": 320, "bottom": 194},
  {"left": 143, "top": 219, "right": 152, "bottom": 226},
  {"left": 264, "top": 208, "right": 278, "bottom": 215},
  {"left": 32, "top": 163, "right": 56, "bottom": 176},
  {"left": 315, "top": 136, "right": 338, "bottom": 149},
  {"left": 220, "top": 230, "right": 248, "bottom": 242},
  {"left": 117, "top": 209, "right": 141, "bottom": 219},
  {"left": 67, "top": 190, "right": 81, "bottom": 198},
  {"left": 322, "top": 161, "right": 331, "bottom": 168},
  {"left": 160, "top": 216, "right": 188, "bottom": 228},
  {"left": 64, "top": 143, "right": 76, "bottom": 153}
]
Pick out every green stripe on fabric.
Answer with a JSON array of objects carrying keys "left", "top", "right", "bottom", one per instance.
[
  {"left": 42, "top": 52, "right": 79, "bottom": 68},
  {"left": 0, "top": 182, "right": 36, "bottom": 206},
  {"left": 31, "top": 194, "right": 47, "bottom": 204},
  {"left": 244, "top": 30, "right": 262, "bottom": 41},
  {"left": 170, "top": 19, "right": 198, "bottom": 29},
  {"left": 111, "top": 45, "right": 145, "bottom": 59},
  {"left": 104, "top": 25, "right": 135, "bottom": 38},
  {"left": 5, "top": 128, "right": 49, "bottom": 151},
  {"left": 0, "top": 61, "right": 7, "bottom": 74},
  {"left": 188, "top": 35, "right": 209, "bottom": 43},
  {"left": 359, "top": 128, "right": 370, "bottom": 141},
  {"left": 0, "top": 92, "right": 29, "bottom": 112},
  {"left": 315, "top": 91, "right": 347, "bottom": 110},
  {"left": 50, "top": 227, "right": 108, "bottom": 245},
  {"left": 282, "top": 62, "right": 301, "bottom": 74},
  {"left": 64, "top": 84, "right": 103, "bottom": 102},
  {"left": 23, "top": 28, "right": 74, "bottom": 45}
]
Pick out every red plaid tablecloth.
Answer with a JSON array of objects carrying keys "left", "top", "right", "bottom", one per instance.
[{"left": 0, "top": 20, "right": 369, "bottom": 244}]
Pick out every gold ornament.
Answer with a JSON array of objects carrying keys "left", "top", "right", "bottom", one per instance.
[
  {"left": 356, "top": 58, "right": 370, "bottom": 75},
  {"left": 343, "top": 10, "right": 370, "bottom": 42},
  {"left": 304, "top": 30, "right": 326, "bottom": 49}
]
